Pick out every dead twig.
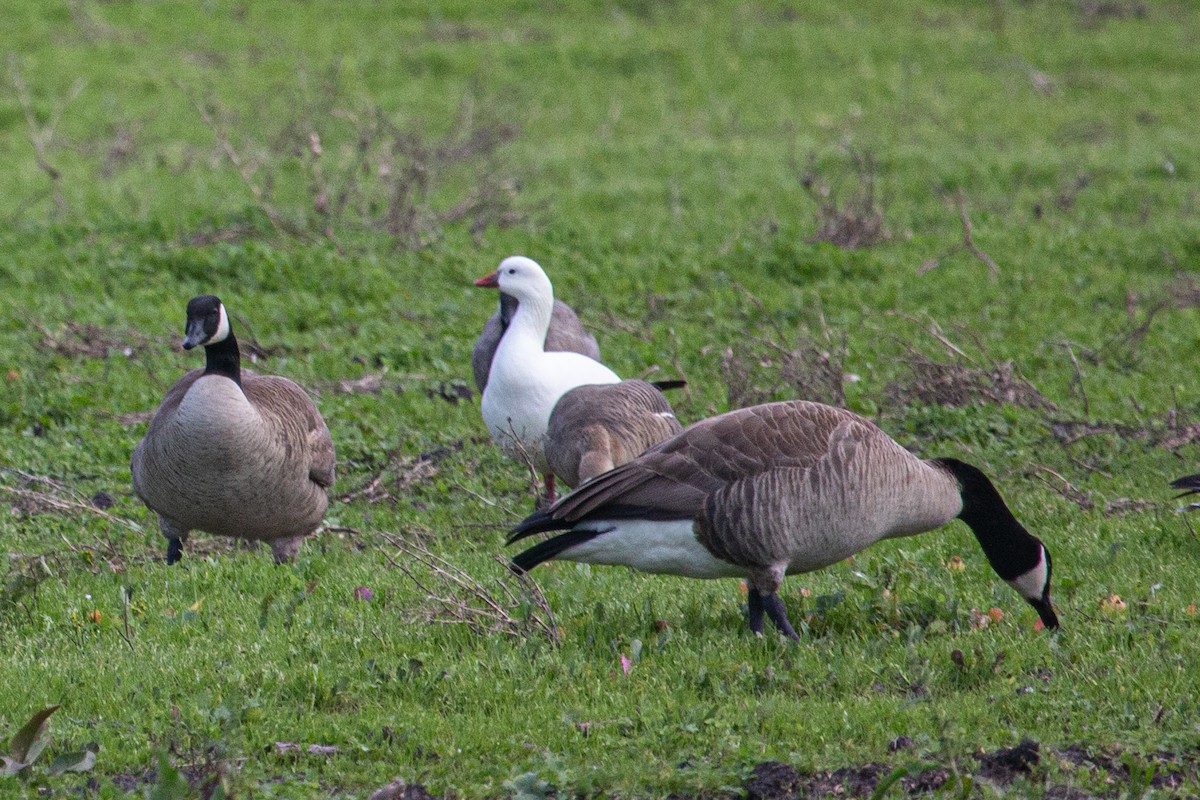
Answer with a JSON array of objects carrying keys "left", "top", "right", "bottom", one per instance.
[
  {"left": 1027, "top": 464, "right": 1093, "bottom": 511},
  {"left": 918, "top": 189, "right": 1000, "bottom": 278},
  {"left": 795, "top": 148, "right": 890, "bottom": 249},
  {"left": 721, "top": 282, "right": 849, "bottom": 408},
  {"left": 0, "top": 468, "right": 141, "bottom": 534},
  {"left": 8, "top": 55, "right": 86, "bottom": 219},
  {"left": 885, "top": 320, "right": 1056, "bottom": 413},
  {"left": 337, "top": 443, "right": 460, "bottom": 504},
  {"left": 175, "top": 80, "right": 288, "bottom": 237},
  {"left": 379, "top": 533, "right": 558, "bottom": 644},
  {"left": 1056, "top": 341, "right": 1089, "bottom": 417}
]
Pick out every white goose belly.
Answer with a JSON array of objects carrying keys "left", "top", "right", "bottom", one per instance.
[{"left": 562, "top": 519, "right": 748, "bottom": 579}]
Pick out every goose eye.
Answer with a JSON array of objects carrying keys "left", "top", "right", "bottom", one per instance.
[{"left": 507, "top": 268, "right": 516, "bottom": 274}]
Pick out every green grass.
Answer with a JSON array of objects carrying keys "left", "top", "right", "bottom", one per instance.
[{"left": 2, "top": 0, "right": 1200, "bottom": 796}]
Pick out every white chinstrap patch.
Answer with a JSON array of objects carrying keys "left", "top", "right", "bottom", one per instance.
[
  {"left": 558, "top": 519, "right": 747, "bottom": 579},
  {"left": 210, "top": 303, "right": 232, "bottom": 344},
  {"left": 1006, "top": 546, "right": 1049, "bottom": 600}
]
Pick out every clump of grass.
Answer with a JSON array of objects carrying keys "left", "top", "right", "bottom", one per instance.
[
  {"left": 796, "top": 148, "right": 890, "bottom": 249},
  {"left": 179, "top": 79, "right": 522, "bottom": 248},
  {"left": 719, "top": 286, "right": 849, "bottom": 408},
  {"left": 884, "top": 321, "right": 1056, "bottom": 413}
]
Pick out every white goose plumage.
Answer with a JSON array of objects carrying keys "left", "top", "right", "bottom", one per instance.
[{"left": 475, "top": 256, "right": 621, "bottom": 483}]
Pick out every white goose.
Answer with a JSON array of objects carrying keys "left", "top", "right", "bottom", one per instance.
[
  {"left": 471, "top": 292, "right": 601, "bottom": 395},
  {"left": 475, "top": 256, "right": 621, "bottom": 499}
]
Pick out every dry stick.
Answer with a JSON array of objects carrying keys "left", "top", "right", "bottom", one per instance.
[
  {"left": 954, "top": 189, "right": 1000, "bottom": 278},
  {"left": 1028, "top": 464, "right": 1093, "bottom": 511},
  {"left": 1066, "top": 453, "right": 1113, "bottom": 480},
  {"left": 174, "top": 80, "right": 286, "bottom": 237},
  {"left": 502, "top": 419, "right": 543, "bottom": 505},
  {"left": 380, "top": 534, "right": 557, "bottom": 643},
  {"left": 1059, "top": 340, "right": 1090, "bottom": 417},
  {"left": 0, "top": 484, "right": 142, "bottom": 534},
  {"left": 917, "top": 190, "right": 1000, "bottom": 278},
  {"left": 8, "top": 55, "right": 85, "bottom": 218}
]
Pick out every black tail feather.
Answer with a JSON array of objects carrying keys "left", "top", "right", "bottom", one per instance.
[
  {"left": 511, "top": 529, "right": 604, "bottom": 573},
  {"left": 650, "top": 379, "right": 687, "bottom": 392},
  {"left": 1171, "top": 473, "right": 1200, "bottom": 497},
  {"left": 507, "top": 507, "right": 573, "bottom": 545}
]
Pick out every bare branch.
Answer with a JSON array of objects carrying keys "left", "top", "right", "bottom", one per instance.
[
  {"left": 380, "top": 533, "right": 558, "bottom": 644},
  {"left": 175, "top": 80, "right": 287, "bottom": 236},
  {"left": 918, "top": 189, "right": 1000, "bottom": 278},
  {"left": 7, "top": 55, "right": 86, "bottom": 218}
]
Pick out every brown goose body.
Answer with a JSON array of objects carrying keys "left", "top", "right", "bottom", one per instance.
[
  {"left": 545, "top": 379, "right": 683, "bottom": 488},
  {"left": 510, "top": 400, "right": 1058, "bottom": 638},
  {"left": 131, "top": 296, "right": 335, "bottom": 564},
  {"left": 471, "top": 293, "right": 601, "bottom": 394}
]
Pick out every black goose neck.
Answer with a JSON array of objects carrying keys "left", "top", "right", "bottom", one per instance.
[
  {"left": 932, "top": 457, "right": 1041, "bottom": 580},
  {"left": 203, "top": 332, "right": 241, "bottom": 385},
  {"left": 499, "top": 292, "right": 520, "bottom": 328}
]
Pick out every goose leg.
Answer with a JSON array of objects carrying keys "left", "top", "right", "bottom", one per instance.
[
  {"left": 747, "top": 587, "right": 767, "bottom": 636},
  {"left": 748, "top": 566, "right": 799, "bottom": 641},
  {"left": 762, "top": 592, "right": 800, "bottom": 641},
  {"left": 269, "top": 536, "right": 303, "bottom": 564},
  {"left": 160, "top": 516, "right": 188, "bottom": 566},
  {"left": 747, "top": 587, "right": 800, "bottom": 640},
  {"left": 542, "top": 473, "right": 557, "bottom": 506}
]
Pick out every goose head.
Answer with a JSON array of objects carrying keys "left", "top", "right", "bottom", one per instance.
[
  {"left": 474, "top": 256, "right": 554, "bottom": 307},
  {"left": 936, "top": 457, "right": 1059, "bottom": 630},
  {"left": 183, "top": 295, "right": 232, "bottom": 350}
]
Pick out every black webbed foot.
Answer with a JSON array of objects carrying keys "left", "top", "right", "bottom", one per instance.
[{"left": 165, "top": 537, "right": 183, "bottom": 565}]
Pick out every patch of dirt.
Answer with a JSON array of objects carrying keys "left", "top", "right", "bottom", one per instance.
[
  {"left": 36, "top": 321, "right": 155, "bottom": 360},
  {"left": 975, "top": 738, "right": 1040, "bottom": 783},
  {"left": 426, "top": 381, "right": 474, "bottom": 404},
  {"left": 745, "top": 762, "right": 802, "bottom": 800},
  {"left": 369, "top": 778, "right": 440, "bottom": 800}
]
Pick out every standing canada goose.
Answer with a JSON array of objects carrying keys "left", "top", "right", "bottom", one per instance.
[
  {"left": 131, "top": 295, "right": 336, "bottom": 565},
  {"left": 509, "top": 400, "right": 1058, "bottom": 639},
  {"left": 475, "top": 256, "right": 621, "bottom": 501},
  {"left": 471, "top": 293, "right": 601, "bottom": 394},
  {"left": 546, "top": 379, "right": 683, "bottom": 488}
]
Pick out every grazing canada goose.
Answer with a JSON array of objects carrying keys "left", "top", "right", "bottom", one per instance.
[
  {"left": 546, "top": 379, "right": 683, "bottom": 488},
  {"left": 471, "top": 293, "right": 601, "bottom": 394},
  {"left": 131, "top": 295, "right": 336, "bottom": 565},
  {"left": 475, "top": 256, "right": 621, "bottom": 500},
  {"left": 509, "top": 400, "right": 1059, "bottom": 639}
]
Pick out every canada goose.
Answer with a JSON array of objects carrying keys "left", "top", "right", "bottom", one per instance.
[
  {"left": 546, "top": 379, "right": 683, "bottom": 488},
  {"left": 475, "top": 256, "right": 621, "bottom": 500},
  {"left": 131, "top": 295, "right": 336, "bottom": 565},
  {"left": 472, "top": 293, "right": 601, "bottom": 394},
  {"left": 509, "top": 400, "right": 1058, "bottom": 639}
]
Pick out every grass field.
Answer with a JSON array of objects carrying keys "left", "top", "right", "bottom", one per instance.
[{"left": 2, "top": 1, "right": 1200, "bottom": 797}]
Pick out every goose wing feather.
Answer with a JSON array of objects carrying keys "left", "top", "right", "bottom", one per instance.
[
  {"left": 242, "top": 375, "right": 336, "bottom": 488},
  {"left": 537, "top": 401, "right": 876, "bottom": 526}
]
